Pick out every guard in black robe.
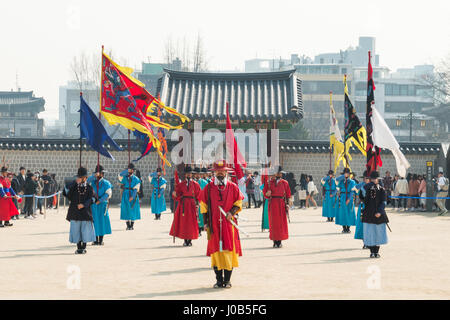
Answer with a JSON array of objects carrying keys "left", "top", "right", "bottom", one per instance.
[
  {"left": 63, "top": 167, "right": 96, "bottom": 254},
  {"left": 362, "top": 171, "right": 389, "bottom": 258}
]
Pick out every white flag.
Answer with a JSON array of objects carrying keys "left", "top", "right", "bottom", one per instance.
[{"left": 371, "top": 105, "right": 410, "bottom": 178}]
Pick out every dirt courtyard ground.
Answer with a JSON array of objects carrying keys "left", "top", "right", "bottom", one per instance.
[{"left": 1, "top": 204, "right": 449, "bottom": 300}]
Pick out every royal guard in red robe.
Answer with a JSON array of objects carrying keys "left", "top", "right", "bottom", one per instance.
[
  {"left": 263, "top": 166, "right": 291, "bottom": 248},
  {"left": 169, "top": 166, "right": 201, "bottom": 246},
  {"left": 0, "top": 167, "right": 21, "bottom": 227},
  {"left": 199, "top": 160, "right": 244, "bottom": 288}
]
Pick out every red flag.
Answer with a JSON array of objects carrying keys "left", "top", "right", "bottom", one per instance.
[
  {"left": 366, "top": 51, "right": 382, "bottom": 175},
  {"left": 226, "top": 102, "right": 246, "bottom": 180}
]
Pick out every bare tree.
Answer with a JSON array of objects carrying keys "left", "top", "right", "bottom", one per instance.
[
  {"left": 193, "top": 33, "right": 207, "bottom": 72},
  {"left": 418, "top": 54, "right": 450, "bottom": 105},
  {"left": 163, "top": 33, "right": 208, "bottom": 72},
  {"left": 164, "top": 35, "right": 175, "bottom": 66},
  {"left": 70, "top": 52, "right": 90, "bottom": 94}
]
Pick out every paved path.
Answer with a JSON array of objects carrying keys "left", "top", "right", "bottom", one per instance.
[{"left": 1, "top": 205, "right": 449, "bottom": 299}]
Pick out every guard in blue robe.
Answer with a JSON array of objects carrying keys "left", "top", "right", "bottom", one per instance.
[
  {"left": 149, "top": 168, "right": 167, "bottom": 220},
  {"left": 118, "top": 163, "right": 141, "bottom": 230},
  {"left": 87, "top": 165, "right": 112, "bottom": 245},
  {"left": 261, "top": 184, "right": 269, "bottom": 231},
  {"left": 321, "top": 170, "right": 337, "bottom": 222},
  {"left": 335, "top": 168, "right": 357, "bottom": 233},
  {"left": 197, "top": 168, "right": 209, "bottom": 235},
  {"left": 353, "top": 171, "right": 370, "bottom": 248}
]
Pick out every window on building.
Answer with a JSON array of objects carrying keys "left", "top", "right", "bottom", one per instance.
[
  {"left": 392, "top": 84, "right": 399, "bottom": 96},
  {"left": 420, "top": 120, "right": 426, "bottom": 127},
  {"left": 341, "top": 68, "right": 347, "bottom": 74},
  {"left": 400, "top": 85, "right": 408, "bottom": 96},
  {"left": 385, "top": 84, "right": 393, "bottom": 95},
  {"left": 20, "top": 128, "right": 31, "bottom": 136},
  {"left": 374, "top": 71, "right": 380, "bottom": 78},
  {"left": 396, "top": 119, "right": 402, "bottom": 127},
  {"left": 408, "top": 85, "right": 415, "bottom": 96}
]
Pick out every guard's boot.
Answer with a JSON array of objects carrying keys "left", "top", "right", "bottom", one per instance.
[
  {"left": 130, "top": 221, "right": 134, "bottom": 230},
  {"left": 369, "top": 246, "right": 376, "bottom": 258},
  {"left": 92, "top": 236, "right": 99, "bottom": 245},
  {"left": 4, "top": 220, "right": 13, "bottom": 227},
  {"left": 374, "top": 246, "right": 380, "bottom": 258},
  {"left": 183, "top": 239, "right": 188, "bottom": 247},
  {"left": 98, "top": 236, "right": 104, "bottom": 245},
  {"left": 81, "top": 242, "right": 87, "bottom": 254},
  {"left": 126, "top": 221, "right": 130, "bottom": 230},
  {"left": 273, "top": 241, "right": 277, "bottom": 248},
  {"left": 213, "top": 267, "right": 223, "bottom": 288},
  {"left": 75, "top": 242, "right": 83, "bottom": 254},
  {"left": 223, "top": 269, "right": 233, "bottom": 288}
]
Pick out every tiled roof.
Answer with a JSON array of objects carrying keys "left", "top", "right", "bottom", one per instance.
[
  {"left": 159, "top": 69, "right": 303, "bottom": 121},
  {"left": 0, "top": 91, "right": 45, "bottom": 112}
]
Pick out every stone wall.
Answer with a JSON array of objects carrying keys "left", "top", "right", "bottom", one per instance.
[{"left": 3, "top": 148, "right": 443, "bottom": 205}]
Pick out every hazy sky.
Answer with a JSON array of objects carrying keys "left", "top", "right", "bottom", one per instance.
[{"left": 1, "top": 0, "right": 449, "bottom": 120}]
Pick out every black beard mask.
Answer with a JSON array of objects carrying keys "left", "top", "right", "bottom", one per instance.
[{"left": 216, "top": 175, "right": 225, "bottom": 183}]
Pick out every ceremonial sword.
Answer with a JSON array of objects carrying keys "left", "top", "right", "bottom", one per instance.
[{"left": 218, "top": 206, "right": 250, "bottom": 237}]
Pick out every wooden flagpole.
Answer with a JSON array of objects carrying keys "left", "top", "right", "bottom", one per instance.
[
  {"left": 79, "top": 92, "right": 83, "bottom": 168},
  {"left": 329, "top": 91, "right": 332, "bottom": 171}
]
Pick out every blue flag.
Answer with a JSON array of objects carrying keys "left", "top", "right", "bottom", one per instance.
[
  {"left": 132, "top": 129, "right": 154, "bottom": 162},
  {"left": 79, "top": 95, "right": 122, "bottom": 160}
]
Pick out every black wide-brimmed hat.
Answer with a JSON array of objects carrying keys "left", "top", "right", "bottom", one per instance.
[
  {"left": 128, "top": 163, "right": 135, "bottom": 170},
  {"left": 19, "top": 166, "right": 25, "bottom": 171},
  {"left": 156, "top": 167, "right": 162, "bottom": 173},
  {"left": 1, "top": 166, "right": 8, "bottom": 173},
  {"left": 342, "top": 168, "right": 351, "bottom": 174},
  {"left": 277, "top": 166, "right": 285, "bottom": 174},
  {"left": 184, "top": 166, "right": 193, "bottom": 173},
  {"left": 94, "top": 165, "right": 105, "bottom": 174},
  {"left": 360, "top": 170, "right": 368, "bottom": 179},
  {"left": 328, "top": 170, "right": 334, "bottom": 175},
  {"left": 77, "top": 167, "right": 88, "bottom": 178},
  {"left": 201, "top": 167, "right": 208, "bottom": 173},
  {"left": 370, "top": 171, "right": 380, "bottom": 179},
  {"left": 193, "top": 167, "right": 201, "bottom": 173}
]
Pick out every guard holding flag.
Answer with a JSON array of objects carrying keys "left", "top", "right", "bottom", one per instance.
[
  {"left": 362, "top": 171, "right": 389, "bottom": 258},
  {"left": 335, "top": 168, "right": 357, "bottom": 233},
  {"left": 321, "top": 170, "right": 337, "bottom": 222},
  {"left": 119, "top": 163, "right": 141, "bottom": 230},
  {"left": 263, "top": 166, "right": 292, "bottom": 248},
  {"left": 199, "top": 160, "right": 244, "bottom": 288},
  {"left": 169, "top": 166, "right": 201, "bottom": 246},
  {"left": 87, "top": 165, "right": 112, "bottom": 245}
]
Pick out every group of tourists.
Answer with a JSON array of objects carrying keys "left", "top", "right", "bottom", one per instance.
[
  {"left": 389, "top": 172, "right": 449, "bottom": 215},
  {"left": 0, "top": 166, "right": 60, "bottom": 227}
]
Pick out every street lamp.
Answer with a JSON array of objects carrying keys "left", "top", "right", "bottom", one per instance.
[{"left": 396, "top": 110, "right": 421, "bottom": 142}]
